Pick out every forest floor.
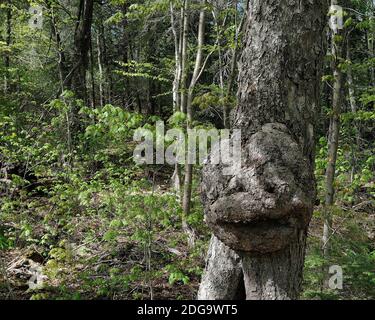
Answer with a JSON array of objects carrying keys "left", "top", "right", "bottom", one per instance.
[
  {"left": 0, "top": 173, "right": 207, "bottom": 300},
  {"left": 0, "top": 221, "right": 203, "bottom": 300},
  {"left": 1, "top": 172, "right": 374, "bottom": 300},
  {"left": 2, "top": 210, "right": 374, "bottom": 300}
]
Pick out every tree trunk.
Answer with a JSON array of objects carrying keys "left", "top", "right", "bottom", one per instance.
[
  {"left": 223, "top": 0, "right": 247, "bottom": 129},
  {"left": 180, "top": 0, "right": 189, "bottom": 113},
  {"left": 170, "top": 3, "right": 183, "bottom": 195},
  {"left": 211, "top": 7, "right": 227, "bottom": 128},
  {"left": 4, "top": 0, "right": 11, "bottom": 94},
  {"left": 346, "top": 37, "right": 357, "bottom": 114},
  {"left": 121, "top": 3, "right": 130, "bottom": 109},
  {"left": 182, "top": 1, "right": 206, "bottom": 241},
  {"left": 89, "top": 39, "right": 96, "bottom": 108},
  {"left": 346, "top": 35, "right": 360, "bottom": 183},
  {"left": 368, "top": 0, "right": 375, "bottom": 87},
  {"left": 322, "top": 0, "right": 344, "bottom": 258},
  {"left": 67, "top": 0, "right": 94, "bottom": 102},
  {"left": 199, "top": 0, "right": 327, "bottom": 300},
  {"left": 48, "top": 2, "right": 68, "bottom": 94},
  {"left": 100, "top": 19, "right": 112, "bottom": 105},
  {"left": 170, "top": 3, "right": 182, "bottom": 113},
  {"left": 198, "top": 236, "right": 245, "bottom": 300},
  {"left": 97, "top": 30, "right": 104, "bottom": 107}
]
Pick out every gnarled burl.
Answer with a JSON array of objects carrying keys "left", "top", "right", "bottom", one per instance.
[
  {"left": 203, "top": 123, "right": 314, "bottom": 253},
  {"left": 198, "top": 0, "right": 328, "bottom": 300}
]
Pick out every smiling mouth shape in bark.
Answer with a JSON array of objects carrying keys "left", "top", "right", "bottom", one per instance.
[
  {"left": 205, "top": 191, "right": 311, "bottom": 253},
  {"left": 202, "top": 123, "right": 315, "bottom": 253}
]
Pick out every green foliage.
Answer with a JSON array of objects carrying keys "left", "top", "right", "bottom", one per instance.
[
  {"left": 82, "top": 104, "right": 144, "bottom": 148},
  {"left": 166, "top": 264, "right": 190, "bottom": 285},
  {"left": 303, "top": 210, "right": 375, "bottom": 300},
  {"left": 0, "top": 0, "right": 373, "bottom": 301},
  {"left": 115, "top": 61, "right": 171, "bottom": 83},
  {"left": 0, "top": 230, "right": 12, "bottom": 250},
  {"left": 168, "top": 111, "right": 186, "bottom": 127}
]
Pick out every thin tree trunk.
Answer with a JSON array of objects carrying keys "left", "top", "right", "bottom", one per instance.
[
  {"left": 180, "top": 0, "right": 189, "bottom": 113},
  {"left": 4, "top": 0, "right": 11, "bottom": 94},
  {"left": 170, "top": 3, "right": 183, "bottom": 195},
  {"left": 212, "top": 6, "right": 229, "bottom": 128},
  {"left": 102, "top": 23, "right": 112, "bottom": 105},
  {"left": 170, "top": 3, "right": 182, "bottom": 113},
  {"left": 89, "top": 39, "right": 96, "bottom": 108},
  {"left": 368, "top": 0, "right": 374, "bottom": 87},
  {"left": 49, "top": 2, "right": 68, "bottom": 94},
  {"left": 122, "top": 3, "right": 130, "bottom": 109},
  {"left": 347, "top": 38, "right": 357, "bottom": 114},
  {"left": 97, "top": 31, "right": 104, "bottom": 107},
  {"left": 223, "top": 0, "right": 247, "bottom": 129},
  {"left": 47, "top": 1, "right": 72, "bottom": 156},
  {"left": 346, "top": 35, "right": 360, "bottom": 183},
  {"left": 182, "top": 1, "right": 206, "bottom": 241},
  {"left": 66, "top": 0, "right": 94, "bottom": 103},
  {"left": 322, "top": 0, "right": 344, "bottom": 258}
]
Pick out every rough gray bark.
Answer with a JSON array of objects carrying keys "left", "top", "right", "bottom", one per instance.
[
  {"left": 241, "top": 230, "right": 306, "bottom": 300},
  {"left": 199, "top": 0, "right": 327, "bottom": 300},
  {"left": 198, "top": 236, "right": 245, "bottom": 300},
  {"left": 203, "top": 123, "right": 315, "bottom": 253}
]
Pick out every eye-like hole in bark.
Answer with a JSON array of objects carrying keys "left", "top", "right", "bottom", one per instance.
[
  {"left": 236, "top": 184, "right": 246, "bottom": 193},
  {"left": 264, "top": 183, "right": 276, "bottom": 194}
]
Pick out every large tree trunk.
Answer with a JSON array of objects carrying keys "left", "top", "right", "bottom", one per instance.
[
  {"left": 199, "top": 0, "right": 327, "bottom": 300},
  {"left": 198, "top": 236, "right": 245, "bottom": 300}
]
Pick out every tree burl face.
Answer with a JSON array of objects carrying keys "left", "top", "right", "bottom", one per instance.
[{"left": 202, "top": 123, "right": 316, "bottom": 253}]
